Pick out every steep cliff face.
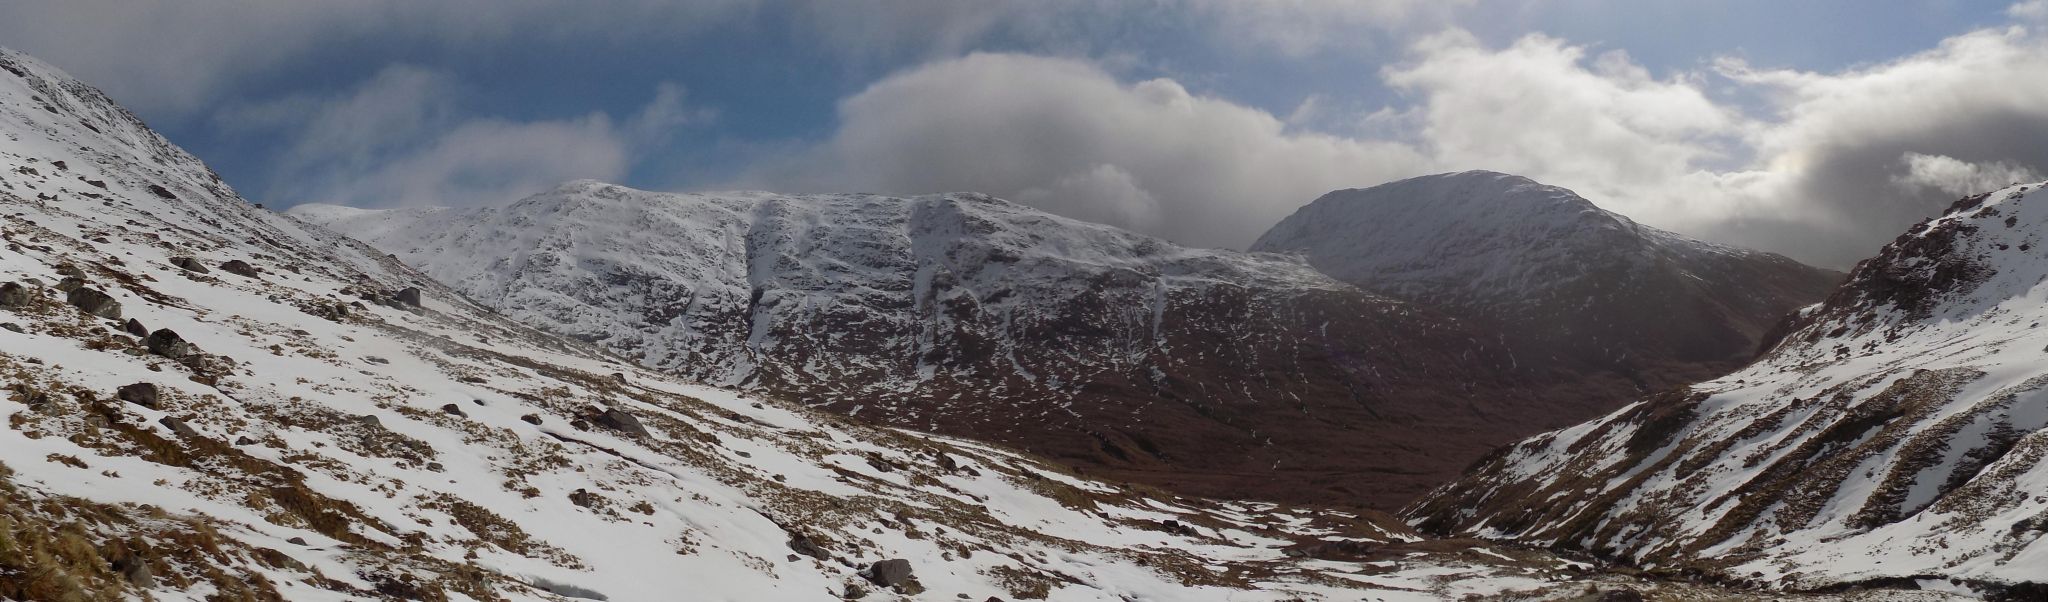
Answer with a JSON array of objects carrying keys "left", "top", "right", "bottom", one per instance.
[
  {"left": 1254, "top": 170, "right": 1842, "bottom": 391},
  {"left": 1408, "top": 179, "right": 2048, "bottom": 596},
  {"left": 297, "top": 183, "right": 1607, "bottom": 509}
]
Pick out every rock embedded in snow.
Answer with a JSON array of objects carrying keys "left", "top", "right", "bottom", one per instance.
[
  {"left": 116, "top": 382, "right": 158, "bottom": 408},
  {"left": 65, "top": 285, "right": 120, "bottom": 319},
  {"left": 144, "top": 328, "right": 195, "bottom": 359},
  {"left": 219, "top": 259, "right": 259, "bottom": 278},
  {"left": 0, "top": 281, "right": 29, "bottom": 307},
  {"left": 866, "top": 558, "right": 915, "bottom": 588},
  {"left": 590, "top": 407, "right": 649, "bottom": 438},
  {"left": 394, "top": 286, "right": 422, "bottom": 307},
  {"left": 169, "top": 256, "right": 209, "bottom": 273}
]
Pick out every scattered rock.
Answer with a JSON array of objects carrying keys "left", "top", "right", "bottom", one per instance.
[
  {"left": 788, "top": 533, "right": 830, "bottom": 560},
  {"left": 364, "top": 356, "right": 389, "bottom": 365},
  {"left": 235, "top": 436, "right": 256, "bottom": 446},
  {"left": 353, "top": 414, "right": 382, "bottom": 428},
  {"left": 865, "top": 559, "right": 915, "bottom": 588},
  {"left": 394, "top": 286, "right": 422, "bottom": 307},
  {"left": 66, "top": 286, "right": 122, "bottom": 319},
  {"left": 218, "top": 259, "right": 259, "bottom": 277},
  {"left": 123, "top": 317, "right": 148, "bottom": 336},
  {"left": 843, "top": 584, "right": 867, "bottom": 599},
  {"left": 115, "top": 382, "right": 159, "bottom": 409},
  {"left": 0, "top": 323, "right": 21, "bottom": 333},
  {"left": 0, "top": 281, "right": 30, "bottom": 307},
  {"left": 287, "top": 537, "right": 309, "bottom": 546},
  {"left": 426, "top": 462, "right": 444, "bottom": 472},
  {"left": 158, "top": 416, "right": 199, "bottom": 438},
  {"left": 54, "top": 263, "right": 85, "bottom": 278},
  {"left": 609, "top": 372, "right": 627, "bottom": 383},
  {"left": 591, "top": 407, "right": 649, "bottom": 438},
  {"left": 440, "top": 403, "right": 466, "bottom": 417},
  {"left": 146, "top": 184, "right": 176, "bottom": 200},
  {"left": 169, "top": 256, "right": 209, "bottom": 273},
  {"left": 520, "top": 414, "right": 542, "bottom": 425},
  {"left": 145, "top": 329, "right": 196, "bottom": 359},
  {"left": 568, "top": 489, "right": 601, "bottom": 508}
]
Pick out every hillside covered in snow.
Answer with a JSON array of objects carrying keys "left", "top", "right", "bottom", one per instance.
[
  {"left": 0, "top": 47, "right": 1653, "bottom": 601},
  {"left": 1253, "top": 171, "right": 1841, "bottom": 395},
  {"left": 1409, "top": 179, "right": 2048, "bottom": 597},
  {"left": 290, "top": 178, "right": 1651, "bottom": 510}
]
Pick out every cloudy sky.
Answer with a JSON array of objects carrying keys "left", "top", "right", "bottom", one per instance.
[{"left": 4, "top": 0, "right": 2045, "bottom": 267}]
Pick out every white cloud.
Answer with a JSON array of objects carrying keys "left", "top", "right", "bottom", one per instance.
[
  {"left": 2011, "top": 0, "right": 2048, "bottom": 22},
  {"left": 1893, "top": 153, "right": 2043, "bottom": 197},
  {"left": 744, "top": 53, "right": 1432, "bottom": 248},
  {"left": 755, "top": 17, "right": 2048, "bottom": 268},
  {"left": 0, "top": 0, "right": 751, "bottom": 115},
  {"left": 233, "top": 65, "right": 707, "bottom": 208}
]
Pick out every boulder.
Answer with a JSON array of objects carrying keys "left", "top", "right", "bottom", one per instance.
[
  {"left": 145, "top": 329, "right": 196, "bottom": 359},
  {"left": 110, "top": 554, "right": 153, "bottom": 588},
  {"left": 123, "top": 318, "right": 148, "bottom": 337},
  {"left": 394, "top": 286, "right": 423, "bottom": 307},
  {"left": 0, "top": 281, "right": 30, "bottom": 307},
  {"left": 157, "top": 416, "right": 199, "bottom": 438},
  {"left": 440, "top": 403, "right": 466, "bottom": 418},
  {"left": 787, "top": 533, "right": 829, "bottom": 560},
  {"left": 865, "top": 559, "right": 914, "bottom": 588},
  {"left": 54, "top": 276, "right": 86, "bottom": 292},
  {"left": 218, "top": 259, "right": 259, "bottom": 278},
  {"left": 116, "top": 382, "right": 159, "bottom": 409},
  {"left": 168, "top": 257, "right": 209, "bottom": 274},
  {"left": 591, "top": 407, "right": 650, "bottom": 438},
  {"left": 66, "top": 286, "right": 122, "bottom": 319}
]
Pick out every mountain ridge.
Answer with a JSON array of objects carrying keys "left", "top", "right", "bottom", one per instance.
[
  {"left": 294, "top": 179, "right": 1632, "bottom": 510},
  {"left": 1253, "top": 170, "right": 1843, "bottom": 391}
]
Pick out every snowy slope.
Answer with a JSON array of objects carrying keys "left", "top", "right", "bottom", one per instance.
[
  {"left": 0, "top": 48, "right": 1611, "bottom": 602},
  {"left": 1409, "top": 180, "right": 2048, "bottom": 596},
  {"left": 1253, "top": 171, "right": 1841, "bottom": 389},
  {"left": 292, "top": 180, "right": 1631, "bottom": 509}
]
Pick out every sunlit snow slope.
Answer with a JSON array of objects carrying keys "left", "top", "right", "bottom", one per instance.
[{"left": 1410, "top": 180, "right": 2048, "bottom": 597}]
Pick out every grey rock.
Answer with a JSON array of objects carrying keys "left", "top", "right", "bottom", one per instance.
[
  {"left": 218, "top": 259, "right": 259, "bottom": 277},
  {"left": 0, "top": 281, "right": 30, "bottom": 307},
  {"left": 116, "top": 382, "right": 158, "bottom": 409},
  {"left": 394, "top": 286, "right": 422, "bottom": 307},
  {"left": 66, "top": 286, "right": 121, "bottom": 319},
  {"left": 145, "top": 329, "right": 196, "bottom": 359},
  {"left": 168, "top": 257, "right": 209, "bottom": 274},
  {"left": 440, "top": 403, "right": 466, "bottom": 418},
  {"left": 158, "top": 416, "right": 199, "bottom": 438},
  {"left": 123, "top": 318, "right": 148, "bottom": 337},
  {"left": 591, "top": 407, "right": 649, "bottom": 438},
  {"left": 111, "top": 554, "right": 152, "bottom": 588},
  {"left": 865, "top": 559, "right": 914, "bottom": 588}
]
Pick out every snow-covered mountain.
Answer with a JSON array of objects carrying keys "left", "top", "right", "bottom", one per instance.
[
  {"left": 0, "top": 47, "right": 1633, "bottom": 601},
  {"left": 292, "top": 180, "right": 1633, "bottom": 510},
  {"left": 1407, "top": 179, "right": 2048, "bottom": 596},
  {"left": 1253, "top": 171, "right": 1842, "bottom": 392}
]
